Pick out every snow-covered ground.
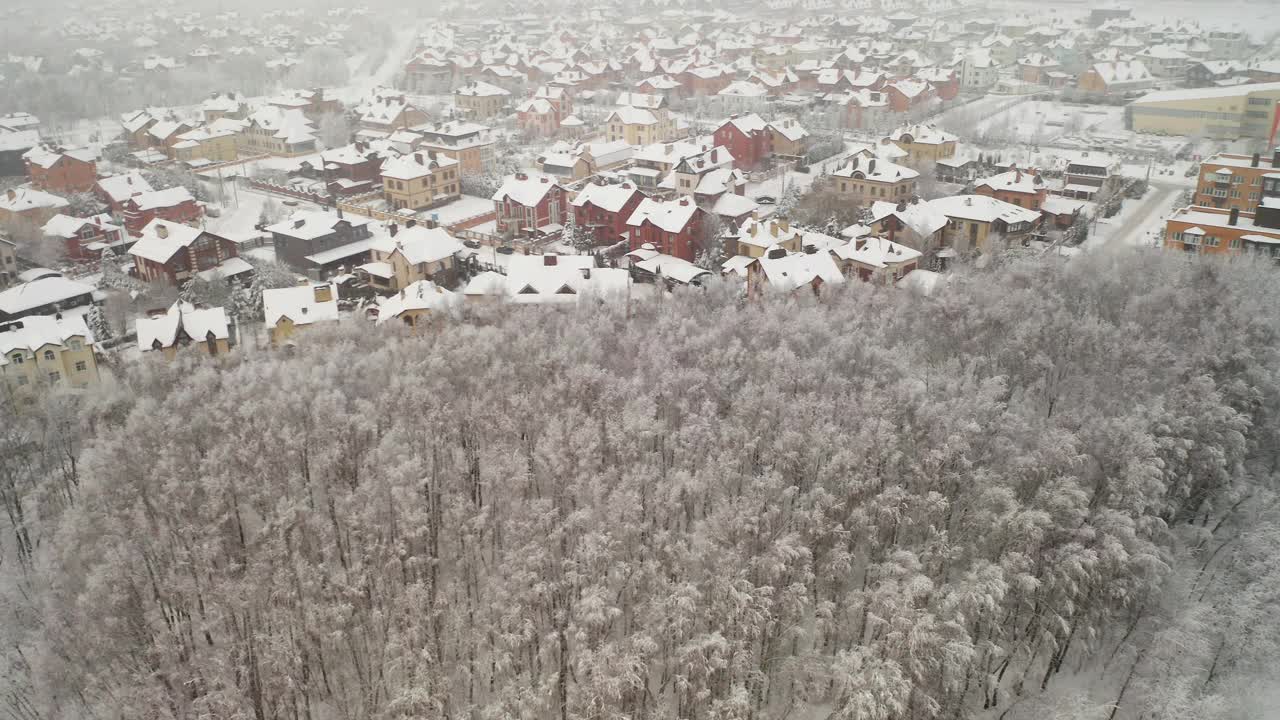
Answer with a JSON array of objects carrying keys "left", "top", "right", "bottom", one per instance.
[{"left": 1085, "top": 185, "right": 1183, "bottom": 250}]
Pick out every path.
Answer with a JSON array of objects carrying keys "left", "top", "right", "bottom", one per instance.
[{"left": 1088, "top": 183, "right": 1181, "bottom": 250}]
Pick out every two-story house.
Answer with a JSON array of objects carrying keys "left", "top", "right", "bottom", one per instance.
[
  {"left": 571, "top": 182, "right": 645, "bottom": 247},
  {"left": 41, "top": 214, "right": 126, "bottom": 261},
  {"left": 713, "top": 114, "right": 773, "bottom": 171},
  {"left": 625, "top": 196, "right": 703, "bottom": 261},
  {"left": 492, "top": 172, "right": 568, "bottom": 238},
  {"left": 380, "top": 151, "right": 461, "bottom": 212},
  {"left": 135, "top": 300, "right": 232, "bottom": 359},
  {"left": 974, "top": 168, "right": 1049, "bottom": 210},
  {"left": 269, "top": 210, "right": 374, "bottom": 269},
  {"left": 831, "top": 154, "right": 920, "bottom": 206},
  {"left": 24, "top": 146, "right": 97, "bottom": 193},
  {"left": 359, "top": 222, "right": 464, "bottom": 292},
  {"left": 0, "top": 314, "right": 99, "bottom": 393},
  {"left": 128, "top": 219, "right": 240, "bottom": 286},
  {"left": 121, "top": 187, "right": 202, "bottom": 236}
]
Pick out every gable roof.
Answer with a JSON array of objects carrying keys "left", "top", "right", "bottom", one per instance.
[{"left": 136, "top": 300, "right": 229, "bottom": 350}]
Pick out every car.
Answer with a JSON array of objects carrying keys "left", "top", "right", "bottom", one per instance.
[
  {"left": 755, "top": 195, "right": 776, "bottom": 204},
  {"left": 282, "top": 200, "right": 299, "bottom": 207}
]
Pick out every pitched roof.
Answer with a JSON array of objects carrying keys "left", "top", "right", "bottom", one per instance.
[
  {"left": 370, "top": 224, "right": 463, "bottom": 265},
  {"left": 626, "top": 197, "right": 699, "bottom": 233},
  {"left": 0, "top": 314, "right": 92, "bottom": 367},
  {"left": 492, "top": 173, "right": 562, "bottom": 207},
  {"left": 136, "top": 300, "right": 229, "bottom": 350},
  {"left": 262, "top": 284, "right": 339, "bottom": 328},
  {"left": 572, "top": 182, "right": 641, "bottom": 213}
]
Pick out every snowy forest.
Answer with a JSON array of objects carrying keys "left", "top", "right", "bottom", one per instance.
[{"left": 3, "top": 248, "right": 1280, "bottom": 720}]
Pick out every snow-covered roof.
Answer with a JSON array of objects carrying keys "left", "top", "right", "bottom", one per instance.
[
  {"left": 136, "top": 300, "right": 229, "bottom": 350},
  {"left": 370, "top": 224, "right": 463, "bottom": 265},
  {"left": 492, "top": 172, "right": 562, "bottom": 207},
  {"left": 380, "top": 151, "right": 459, "bottom": 181},
  {"left": 572, "top": 182, "right": 641, "bottom": 213},
  {"left": 757, "top": 250, "right": 845, "bottom": 292},
  {"left": 975, "top": 169, "right": 1046, "bottom": 195},
  {"left": 0, "top": 274, "right": 96, "bottom": 316},
  {"left": 1133, "top": 81, "right": 1280, "bottom": 105},
  {"left": 376, "top": 280, "right": 456, "bottom": 323},
  {"left": 126, "top": 186, "right": 194, "bottom": 212},
  {"left": 889, "top": 123, "right": 958, "bottom": 146},
  {"left": 41, "top": 214, "right": 120, "bottom": 239},
  {"left": 0, "top": 314, "right": 92, "bottom": 367},
  {"left": 925, "top": 195, "right": 1041, "bottom": 225},
  {"left": 832, "top": 155, "right": 919, "bottom": 183},
  {"left": 870, "top": 200, "right": 948, "bottom": 238},
  {"left": 768, "top": 118, "right": 808, "bottom": 142},
  {"left": 128, "top": 219, "right": 210, "bottom": 263},
  {"left": 500, "top": 255, "right": 630, "bottom": 304},
  {"left": 626, "top": 197, "right": 699, "bottom": 233},
  {"left": 737, "top": 216, "right": 801, "bottom": 250},
  {"left": 96, "top": 172, "right": 154, "bottom": 204},
  {"left": 721, "top": 113, "right": 769, "bottom": 134},
  {"left": 0, "top": 187, "right": 69, "bottom": 214},
  {"left": 455, "top": 80, "right": 510, "bottom": 97},
  {"left": 832, "top": 235, "right": 922, "bottom": 268},
  {"left": 262, "top": 283, "right": 340, "bottom": 328}
]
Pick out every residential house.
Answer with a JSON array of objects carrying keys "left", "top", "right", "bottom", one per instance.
[
  {"left": 268, "top": 210, "right": 374, "bottom": 269},
  {"left": 128, "top": 219, "right": 240, "bottom": 286},
  {"left": 572, "top": 182, "right": 645, "bottom": 246},
  {"left": 733, "top": 216, "right": 803, "bottom": 259},
  {"left": 240, "top": 106, "right": 318, "bottom": 157},
  {"left": 358, "top": 222, "right": 464, "bottom": 292},
  {"left": 24, "top": 146, "right": 97, "bottom": 193},
  {"left": 0, "top": 314, "right": 99, "bottom": 392},
  {"left": 605, "top": 93, "right": 676, "bottom": 145},
  {"left": 171, "top": 124, "right": 240, "bottom": 165},
  {"left": 869, "top": 199, "right": 949, "bottom": 253},
  {"left": 121, "top": 187, "right": 202, "bottom": 236},
  {"left": 381, "top": 151, "right": 461, "bottom": 212},
  {"left": 0, "top": 270, "right": 98, "bottom": 321},
  {"left": 268, "top": 88, "right": 343, "bottom": 121},
  {"left": 885, "top": 124, "right": 957, "bottom": 165},
  {"left": 0, "top": 187, "right": 69, "bottom": 226},
  {"left": 315, "top": 141, "right": 389, "bottom": 196},
  {"left": 1017, "top": 53, "right": 1063, "bottom": 84},
  {"left": 468, "top": 254, "right": 630, "bottom": 305},
  {"left": 1060, "top": 151, "right": 1122, "bottom": 200},
  {"left": 1077, "top": 61, "right": 1154, "bottom": 96},
  {"left": 413, "top": 121, "right": 496, "bottom": 175},
  {"left": 718, "top": 81, "right": 771, "bottom": 113},
  {"left": 830, "top": 235, "right": 922, "bottom": 284},
  {"left": 746, "top": 248, "right": 845, "bottom": 296},
  {"left": 201, "top": 92, "right": 247, "bottom": 122},
  {"left": 885, "top": 78, "right": 936, "bottom": 112},
  {"left": 95, "top": 172, "right": 154, "bottom": 212},
  {"left": 713, "top": 114, "right": 773, "bottom": 171},
  {"left": 1192, "top": 151, "right": 1280, "bottom": 212},
  {"left": 975, "top": 167, "right": 1049, "bottom": 210},
  {"left": 831, "top": 154, "right": 919, "bottom": 206},
  {"left": 0, "top": 128, "right": 40, "bottom": 176},
  {"left": 767, "top": 118, "right": 810, "bottom": 159},
  {"left": 375, "top": 279, "right": 456, "bottom": 327},
  {"left": 1164, "top": 205, "right": 1280, "bottom": 255},
  {"left": 41, "top": 214, "right": 125, "bottom": 261},
  {"left": 1136, "top": 45, "right": 1190, "bottom": 80},
  {"left": 263, "top": 283, "right": 339, "bottom": 346},
  {"left": 625, "top": 196, "right": 703, "bottom": 261},
  {"left": 356, "top": 91, "right": 430, "bottom": 133},
  {"left": 492, "top": 172, "right": 568, "bottom": 238},
  {"left": 625, "top": 244, "right": 712, "bottom": 287},
  {"left": 0, "top": 235, "right": 15, "bottom": 288},
  {"left": 135, "top": 300, "right": 231, "bottom": 359},
  {"left": 454, "top": 81, "right": 511, "bottom": 119},
  {"left": 926, "top": 194, "right": 1042, "bottom": 254}
]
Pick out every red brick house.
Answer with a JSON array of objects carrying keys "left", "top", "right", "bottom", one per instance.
[
  {"left": 42, "top": 213, "right": 125, "bottom": 261},
  {"left": 122, "top": 187, "right": 203, "bottom": 237},
  {"left": 128, "top": 218, "right": 240, "bottom": 286},
  {"left": 625, "top": 197, "right": 703, "bottom": 261},
  {"left": 919, "top": 68, "right": 960, "bottom": 101},
  {"left": 885, "top": 79, "right": 936, "bottom": 112},
  {"left": 714, "top": 114, "right": 772, "bottom": 171},
  {"left": 571, "top": 182, "right": 645, "bottom": 246},
  {"left": 95, "top": 172, "right": 155, "bottom": 213},
  {"left": 492, "top": 172, "right": 568, "bottom": 238},
  {"left": 681, "top": 65, "right": 733, "bottom": 97},
  {"left": 25, "top": 147, "right": 97, "bottom": 194},
  {"left": 974, "top": 167, "right": 1049, "bottom": 210}
]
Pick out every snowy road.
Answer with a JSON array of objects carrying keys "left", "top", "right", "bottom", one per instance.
[{"left": 1087, "top": 183, "right": 1182, "bottom": 250}]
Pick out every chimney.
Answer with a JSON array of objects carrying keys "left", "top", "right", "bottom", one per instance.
[
  {"left": 516, "top": 172, "right": 528, "bottom": 181},
  {"left": 336, "top": 206, "right": 344, "bottom": 219},
  {"left": 156, "top": 224, "right": 168, "bottom": 238},
  {"left": 1252, "top": 153, "right": 1260, "bottom": 168},
  {"left": 769, "top": 220, "right": 778, "bottom": 236},
  {"left": 779, "top": 218, "right": 789, "bottom": 232},
  {"left": 1229, "top": 207, "right": 1239, "bottom": 226},
  {"left": 406, "top": 218, "right": 417, "bottom": 229},
  {"left": 126, "top": 175, "right": 133, "bottom": 185},
  {"left": 1273, "top": 148, "right": 1280, "bottom": 169},
  {"left": 544, "top": 254, "right": 558, "bottom": 266},
  {"left": 679, "top": 197, "right": 689, "bottom": 206},
  {"left": 5, "top": 189, "right": 13, "bottom": 201},
  {"left": 415, "top": 153, "right": 424, "bottom": 165},
  {"left": 896, "top": 200, "right": 907, "bottom": 212},
  {"left": 294, "top": 218, "right": 305, "bottom": 228},
  {"left": 869, "top": 158, "right": 876, "bottom": 174},
  {"left": 390, "top": 222, "right": 399, "bottom": 237}
]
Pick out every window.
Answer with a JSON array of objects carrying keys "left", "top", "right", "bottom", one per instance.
[
  {"left": 1204, "top": 235, "right": 1221, "bottom": 247},
  {"left": 1230, "top": 238, "right": 1242, "bottom": 250},
  {"left": 47, "top": 371, "right": 60, "bottom": 384},
  {"left": 43, "top": 350, "right": 55, "bottom": 361},
  {"left": 16, "top": 376, "right": 27, "bottom": 386},
  {"left": 9, "top": 353, "right": 22, "bottom": 365},
  {"left": 69, "top": 340, "right": 81, "bottom": 351},
  {"left": 75, "top": 360, "right": 87, "bottom": 372}
]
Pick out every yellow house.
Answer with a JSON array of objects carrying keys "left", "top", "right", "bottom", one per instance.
[
  {"left": 924, "top": 195, "right": 1042, "bottom": 255},
  {"left": 359, "top": 223, "right": 464, "bottom": 292},
  {"left": 1129, "top": 81, "right": 1280, "bottom": 140},
  {"left": 172, "top": 126, "right": 239, "bottom": 164},
  {"left": 885, "top": 124, "right": 958, "bottom": 166},
  {"left": 375, "top": 279, "right": 456, "bottom": 329},
  {"left": 135, "top": 301, "right": 232, "bottom": 360},
  {"left": 606, "top": 92, "right": 676, "bottom": 145},
  {"left": 0, "top": 314, "right": 99, "bottom": 394},
  {"left": 262, "top": 283, "right": 339, "bottom": 346},
  {"left": 734, "top": 216, "right": 803, "bottom": 258},
  {"left": 414, "top": 121, "right": 497, "bottom": 176},
  {"left": 380, "top": 151, "right": 461, "bottom": 212},
  {"left": 831, "top": 154, "right": 920, "bottom": 206},
  {"left": 454, "top": 81, "right": 511, "bottom": 119}
]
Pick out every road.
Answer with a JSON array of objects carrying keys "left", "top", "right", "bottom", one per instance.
[{"left": 1087, "top": 183, "right": 1182, "bottom": 250}]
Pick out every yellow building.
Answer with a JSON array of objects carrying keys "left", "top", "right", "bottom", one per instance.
[
  {"left": 605, "top": 92, "right": 676, "bottom": 146},
  {"left": 262, "top": 283, "right": 339, "bottom": 346},
  {"left": 413, "top": 121, "right": 497, "bottom": 176},
  {"left": 359, "top": 223, "right": 464, "bottom": 292},
  {"left": 885, "top": 124, "right": 959, "bottom": 166},
  {"left": 374, "top": 279, "right": 456, "bottom": 328},
  {"left": 135, "top": 301, "right": 232, "bottom": 360},
  {"left": 734, "top": 216, "right": 803, "bottom": 258},
  {"left": 454, "top": 81, "right": 511, "bottom": 119},
  {"left": 172, "top": 126, "right": 239, "bottom": 164},
  {"left": 0, "top": 314, "right": 99, "bottom": 394},
  {"left": 380, "top": 151, "right": 461, "bottom": 212},
  {"left": 831, "top": 154, "right": 920, "bottom": 206},
  {"left": 1129, "top": 81, "right": 1280, "bottom": 140},
  {"left": 924, "top": 195, "right": 1042, "bottom": 255}
]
